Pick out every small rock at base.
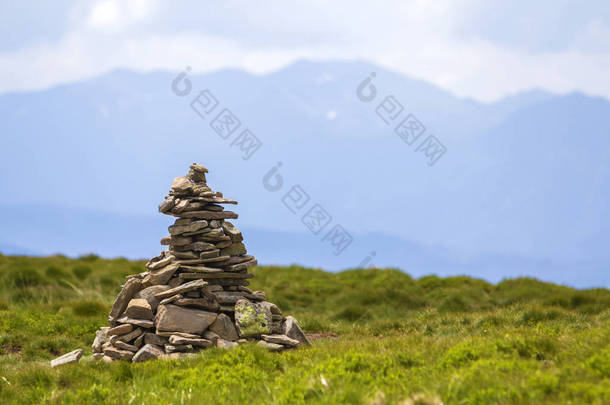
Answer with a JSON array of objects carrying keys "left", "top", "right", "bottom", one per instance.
[
  {"left": 282, "top": 316, "right": 311, "bottom": 346},
  {"left": 104, "top": 346, "right": 135, "bottom": 361},
  {"left": 132, "top": 344, "right": 164, "bottom": 363},
  {"left": 217, "top": 338, "right": 239, "bottom": 349},
  {"left": 169, "top": 335, "right": 213, "bottom": 348},
  {"left": 50, "top": 349, "right": 83, "bottom": 368},
  {"left": 257, "top": 341, "right": 285, "bottom": 352},
  {"left": 262, "top": 334, "right": 300, "bottom": 347},
  {"left": 208, "top": 313, "right": 239, "bottom": 341}
]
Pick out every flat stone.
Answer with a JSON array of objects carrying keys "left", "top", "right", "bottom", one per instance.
[
  {"left": 177, "top": 242, "right": 217, "bottom": 252},
  {"left": 156, "top": 331, "right": 201, "bottom": 339},
  {"left": 161, "top": 352, "right": 197, "bottom": 360},
  {"left": 93, "top": 352, "right": 105, "bottom": 360},
  {"left": 117, "top": 316, "right": 154, "bottom": 329},
  {"left": 173, "top": 251, "right": 199, "bottom": 260},
  {"left": 159, "top": 294, "right": 183, "bottom": 305},
  {"left": 217, "top": 338, "right": 238, "bottom": 349},
  {"left": 203, "top": 330, "right": 220, "bottom": 344},
  {"left": 169, "top": 335, "right": 213, "bottom": 348},
  {"left": 221, "top": 222, "right": 243, "bottom": 242},
  {"left": 158, "top": 196, "right": 176, "bottom": 213},
  {"left": 107, "top": 324, "right": 133, "bottom": 337},
  {"left": 109, "top": 278, "right": 143, "bottom": 324},
  {"left": 155, "top": 304, "right": 217, "bottom": 335},
  {"left": 125, "top": 298, "right": 153, "bottom": 320},
  {"left": 173, "top": 297, "right": 220, "bottom": 311},
  {"left": 260, "top": 301, "right": 282, "bottom": 316},
  {"left": 133, "top": 285, "right": 171, "bottom": 311},
  {"left": 180, "top": 272, "right": 253, "bottom": 280},
  {"left": 142, "top": 262, "right": 180, "bottom": 287},
  {"left": 214, "top": 240, "right": 232, "bottom": 249},
  {"left": 224, "top": 258, "right": 257, "bottom": 272},
  {"left": 208, "top": 313, "right": 239, "bottom": 341},
  {"left": 103, "top": 346, "right": 134, "bottom": 361},
  {"left": 92, "top": 327, "right": 109, "bottom": 353},
  {"left": 282, "top": 316, "right": 311, "bottom": 346},
  {"left": 174, "top": 211, "right": 238, "bottom": 220},
  {"left": 165, "top": 344, "right": 194, "bottom": 353},
  {"left": 220, "top": 242, "right": 247, "bottom": 257},
  {"left": 50, "top": 349, "right": 83, "bottom": 368},
  {"left": 177, "top": 265, "right": 224, "bottom": 273},
  {"left": 234, "top": 299, "right": 272, "bottom": 338},
  {"left": 257, "top": 340, "right": 285, "bottom": 352},
  {"left": 169, "top": 220, "right": 209, "bottom": 235},
  {"left": 262, "top": 334, "right": 300, "bottom": 347},
  {"left": 168, "top": 235, "right": 193, "bottom": 247},
  {"left": 114, "top": 340, "right": 139, "bottom": 352},
  {"left": 102, "top": 355, "right": 114, "bottom": 363},
  {"left": 111, "top": 327, "right": 142, "bottom": 344},
  {"left": 146, "top": 253, "right": 175, "bottom": 270},
  {"left": 171, "top": 176, "right": 193, "bottom": 194},
  {"left": 133, "top": 333, "right": 145, "bottom": 347},
  {"left": 144, "top": 333, "right": 168, "bottom": 346},
  {"left": 154, "top": 279, "right": 207, "bottom": 299},
  {"left": 132, "top": 344, "right": 164, "bottom": 363}
]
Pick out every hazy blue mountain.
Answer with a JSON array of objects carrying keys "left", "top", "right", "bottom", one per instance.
[{"left": 0, "top": 60, "right": 608, "bottom": 287}]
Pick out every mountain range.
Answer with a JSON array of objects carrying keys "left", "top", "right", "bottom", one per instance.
[{"left": 1, "top": 60, "right": 608, "bottom": 287}]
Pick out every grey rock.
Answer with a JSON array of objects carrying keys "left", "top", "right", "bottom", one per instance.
[
  {"left": 142, "top": 262, "right": 179, "bottom": 287},
  {"left": 165, "top": 344, "right": 194, "bottom": 353},
  {"left": 50, "top": 349, "right": 83, "bottom": 368},
  {"left": 146, "top": 253, "right": 175, "bottom": 270},
  {"left": 117, "top": 316, "right": 154, "bottom": 329},
  {"left": 111, "top": 327, "right": 142, "bottom": 344},
  {"left": 262, "top": 334, "right": 300, "bottom": 347},
  {"left": 108, "top": 278, "right": 143, "bottom": 324},
  {"left": 169, "top": 335, "right": 213, "bottom": 348},
  {"left": 203, "top": 330, "right": 220, "bottom": 344},
  {"left": 154, "top": 279, "right": 207, "bottom": 299},
  {"left": 159, "top": 294, "right": 183, "bottom": 305},
  {"left": 107, "top": 324, "right": 133, "bottom": 337},
  {"left": 217, "top": 339, "right": 239, "bottom": 349},
  {"left": 282, "top": 316, "right": 311, "bottom": 346},
  {"left": 155, "top": 304, "right": 217, "bottom": 335},
  {"left": 93, "top": 352, "right": 105, "bottom": 360},
  {"left": 156, "top": 331, "right": 201, "bottom": 339},
  {"left": 169, "top": 220, "right": 209, "bottom": 235},
  {"left": 114, "top": 340, "right": 139, "bottom": 352},
  {"left": 208, "top": 313, "right": 239, "bottom": 341},
  {"left": 257, "top": 341, "right": 284, "bottom": 352},
  {"left": 133, "top": 333, "right": 145, "bottom": 347},
  {"left": 221, "top": 221, "right": 243, "bottom": 242},
  {"left": 103, "top": 346, "right": 134, "bottom": 361},
  {"left": 220, "top": 242, "right": 247, "bottom": 257},
  {"left": 92, "top": 327, "right": 109, "bottom": 353},
  {"left": 132, "top": 344, "right": 164, "bottom": 363},
  {"left": 134, "top": 285, "right": 171, "bottom": 311},
  {"left": 125, "top": 298, "right": 153, "bottom": 320},
  {"left": 144, "top": 333, "right": 168, "bottom": 346}
]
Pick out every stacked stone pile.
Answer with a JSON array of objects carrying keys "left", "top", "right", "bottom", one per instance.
[{"left": 91, "top": 163, "right": 309, "bottom": 362}]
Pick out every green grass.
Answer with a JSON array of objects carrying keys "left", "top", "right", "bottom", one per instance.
[{"left": 0, "top": 254, "right": 609, "bottom": 404}]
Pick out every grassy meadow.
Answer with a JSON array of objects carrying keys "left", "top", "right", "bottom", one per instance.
[{"left": 0, "top": 254, "right": 609, "bottom": 404}]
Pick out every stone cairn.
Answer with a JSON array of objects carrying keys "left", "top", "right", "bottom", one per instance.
[{"left": 91, "top": 163, "right": 309, "bottom": 362}]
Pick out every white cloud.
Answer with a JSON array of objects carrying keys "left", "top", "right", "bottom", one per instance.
[{"left": 0, "top": 0, "right": 609, "bottom": 102}]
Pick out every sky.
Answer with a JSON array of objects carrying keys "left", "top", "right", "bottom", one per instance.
[{"left": 1, "top": 0, "right": 610, "bottom": 102}]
